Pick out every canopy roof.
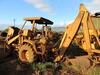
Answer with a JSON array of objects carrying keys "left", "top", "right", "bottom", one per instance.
[{"left": 24, "top": 17, "right": 53, "bottom": 25}]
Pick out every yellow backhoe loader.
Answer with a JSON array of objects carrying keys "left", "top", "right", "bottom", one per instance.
[{"left": 6, "top": 17, "right": 54, "bottom": 63}]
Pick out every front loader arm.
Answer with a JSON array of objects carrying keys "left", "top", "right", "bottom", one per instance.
[{"left": 7, "top": 35, "right": 20, "bottom": 45}]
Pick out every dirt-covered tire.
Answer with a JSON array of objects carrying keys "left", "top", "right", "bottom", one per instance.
[{"left": 18, "top": 44, "right": 35, "bottom": 63}]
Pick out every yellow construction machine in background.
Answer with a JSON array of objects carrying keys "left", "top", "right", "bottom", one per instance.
[{"left": 54, "top": 4, "right": 100, "bottom": 63}]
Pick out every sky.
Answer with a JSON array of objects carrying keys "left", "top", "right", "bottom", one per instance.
[{"left": 0, "top": 0, "right": 99, "bottom": 29}]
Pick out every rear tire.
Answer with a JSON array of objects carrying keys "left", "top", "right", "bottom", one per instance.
[{"left": 18, "top": 43, "right": 35, "bottom": 63}]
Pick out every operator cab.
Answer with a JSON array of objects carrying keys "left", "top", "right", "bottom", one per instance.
[{"left": 23, "top": 17, "right": 53, "bottom": 37}]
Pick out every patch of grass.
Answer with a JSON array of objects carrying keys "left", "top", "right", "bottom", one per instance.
[{"left": 31, "top": 62, "right": 83, "bottom": 75}]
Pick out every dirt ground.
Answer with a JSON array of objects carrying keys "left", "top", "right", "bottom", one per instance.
[
  {"left": 0, "top": 55, "right": 91, "bottom": 75},
  {"left": 69, "top": 56, "right": 91, "bottom": 70},
  {"left": 0, "top": 55, "right": 33, "bottom": 75},
  {"left": 0, "top": 45, "right": 98, "bottom": 75}
]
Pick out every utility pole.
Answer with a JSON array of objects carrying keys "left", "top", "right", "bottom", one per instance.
[{"left": 13, "top": 19, "right": 15, "bottom": 27}]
